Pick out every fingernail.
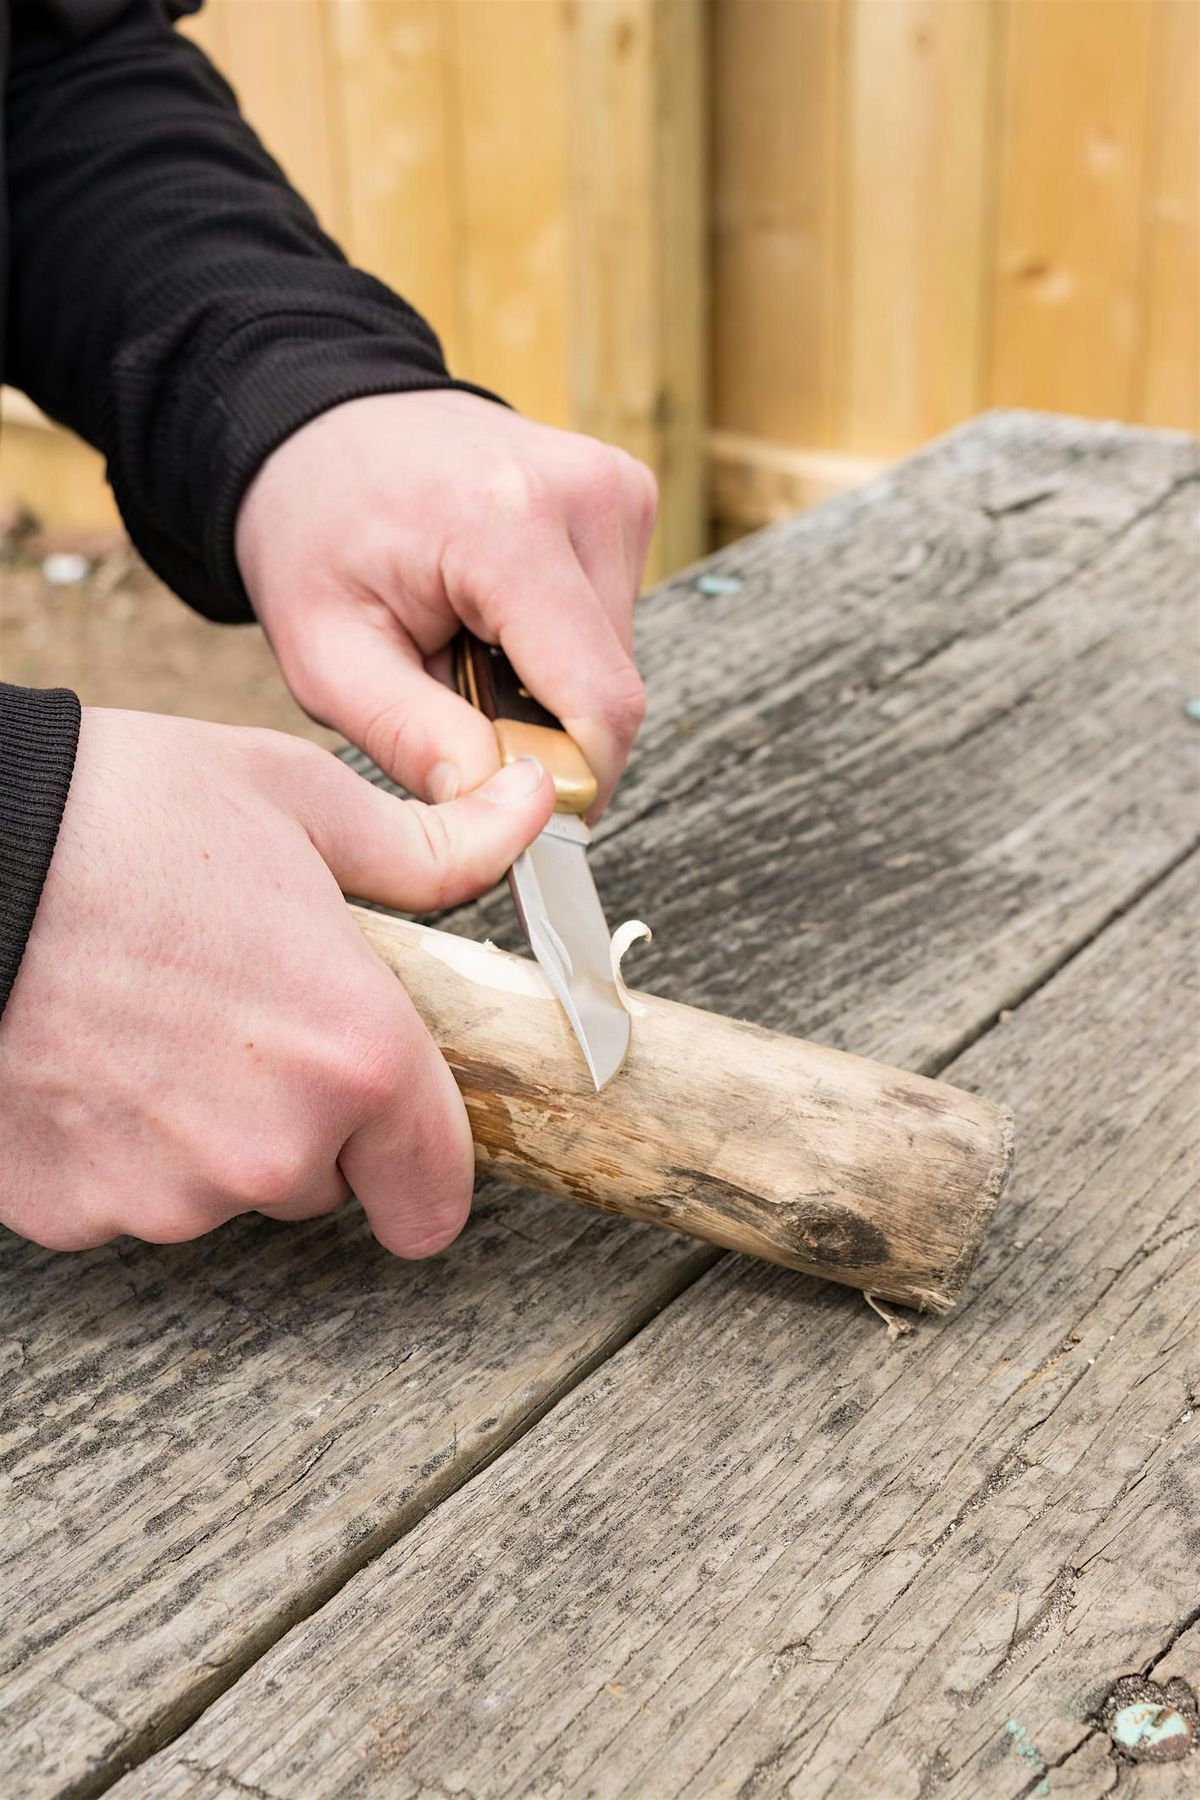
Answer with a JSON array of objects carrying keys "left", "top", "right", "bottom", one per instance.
[
  {"left": 482, "top": 756, "right": 546, "bottom": 805},
  {"left": 428, "top": 760, "right": 461, "bottom": 804}
]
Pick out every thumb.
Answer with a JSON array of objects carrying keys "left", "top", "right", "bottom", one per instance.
[
  {"left": 279, "top": 602, "right": 503, "bottom": 803},
  {"left": 300, "top": 751, "right": 555, "bottom": 910}
]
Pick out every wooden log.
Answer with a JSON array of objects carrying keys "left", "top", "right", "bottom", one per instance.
[{"left": 351, "top": 907, "right": 1013, "bottom": 1312}]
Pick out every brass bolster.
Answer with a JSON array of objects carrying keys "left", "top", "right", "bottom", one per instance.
[{"left": 493, "top": 720, "right": 598, "bottom": 815}]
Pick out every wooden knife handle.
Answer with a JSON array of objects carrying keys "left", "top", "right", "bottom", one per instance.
[{"left": 454, "top": 631, "right": 597, "bottom": 815}]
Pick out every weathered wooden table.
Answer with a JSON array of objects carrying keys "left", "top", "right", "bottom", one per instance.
[{"left": 3, "top": 414, "right": 1197, "bottom": 1799}]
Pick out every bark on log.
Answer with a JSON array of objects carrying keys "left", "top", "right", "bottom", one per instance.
[{"left": 352, "top": 907, "right": 1013, "bottom": 1311}]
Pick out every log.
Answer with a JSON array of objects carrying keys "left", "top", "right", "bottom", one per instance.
[{"left": 351, "top": 906, "right": 1013, "bottom": 1311}]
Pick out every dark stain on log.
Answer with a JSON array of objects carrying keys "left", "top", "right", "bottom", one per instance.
[
  {"left": 788, "top": 1200, "right": 890, "bottom": 1268},
  {"left": 450, "top": 1052, "right": 540, "bottom": 1106},
  {"left": 664, "top": 1168, "right": 890, "bottom": 1268},
  {"left": 883, "top": 1083, "right": 953, "bottom": 1117}
]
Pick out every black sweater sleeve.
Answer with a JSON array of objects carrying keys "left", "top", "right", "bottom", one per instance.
[
  {"left": 6, "top": 0, "right": 499, "bottom": 624},
  {"left": 1, "top": 0, "right": 495, "bottom": 1021},
  {"left": 0, "top": 685, "right": 80, "bottom": 1018}
]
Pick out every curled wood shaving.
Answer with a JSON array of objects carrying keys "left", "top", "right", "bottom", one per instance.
[
  {"left": 610, "top": 920, "right": 653, "bottom": 1018},
  {"left": 864, "top": 1292, "right": 914, "bottom": 1343}
]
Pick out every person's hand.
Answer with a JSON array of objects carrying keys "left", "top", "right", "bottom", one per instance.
[
  {"left": 235, "top": 390, "right": 658, "bottom": 816},
  {"left": 0, "top": 708, "right": 553, "bottom": 1254}
]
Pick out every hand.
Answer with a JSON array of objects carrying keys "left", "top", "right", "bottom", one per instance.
[
  {"left": 235, "top": 390, "right": 658, "bottom": 816},
  {"left": 0, "top": 709, "right": 553, "bottom": 1255}
]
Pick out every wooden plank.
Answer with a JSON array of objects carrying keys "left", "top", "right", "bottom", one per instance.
[
  {"left": 198, "top": 0, "right": 346, "bottom": 238},
  {"left": 110, "top": 846, "right": 1200, "bottom": 1798},
  {"left": 2, "top": 415, "right": 1195, "bottom": 1797},
  {"left": 173, "top": 0, "right": 229, "bottom": 65},
  {"left": 1135, "top": 0, "right": 1200, "bottom": 433},
  {"left": 322, "top": 0, "right": 463, "bottom": 371},
  {"left": 843, "top": 0, "right": 995, "bottom": 456},
  {"left": 0, "top": 1201, "right": 713, "bottom": 1797},
  {"left": 446, "top": 0, "right": 572, "bottom": 424},
  {"left": 0, "top": 396, "right": 117, "bottom": 535},
  {"left": 710, "top": 0, "right": 845, "bottom": 450},
  {"left": 708, "top": 429, "right": 884, "bottom": 527},
  {"left": 567, "top": 0, "right": 707, "bottom": 577},
  {"left": 989, "top": 0, "right": 1154, "bottom": 419}
]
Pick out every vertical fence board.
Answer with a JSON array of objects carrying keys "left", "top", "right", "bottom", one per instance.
[
  {"left": 842, "top": 0, "right": 994, "bottom": 456},
  {"left": 710, "top": 0, "right": 844, "bottom": 449},
  {"left": 648, "top": 0, "right": 707, "bottom": 571},
  {"left": 568, "top": 0, "right": 707, "bottom": 576},
  {"left": 324, "top": 0, "right": 463, "bottom": 372},
  {"left": 7, "top": 0, "right": 1194, "bottom": 541},
  {"left": 988, "top": 0, "right": 1153, "bottom": 419},
  {"left": 217, "top": 0, "right": 345, "bottom": 237},
  {"left": 1135, "top": 0, "right": 1199, "bottom": 431},
  {"left": 0, "top": 411, "right": 116, "bottom": 537},
  {"left": 450, "top": 0, "right": 572, "bottom": 424},
  {"left": 176, "top": 0, "right": 230, "bottom": 66}
]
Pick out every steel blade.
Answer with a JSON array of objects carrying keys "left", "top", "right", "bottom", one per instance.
[{"left": 508, "top": 814, "right": 630, "bottom": 1091}]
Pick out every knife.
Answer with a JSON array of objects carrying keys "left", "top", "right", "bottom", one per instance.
[{"left": 453, "top": 631, "right": 631, "bottom": 1091}]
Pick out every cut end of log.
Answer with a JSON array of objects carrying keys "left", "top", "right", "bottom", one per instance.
[{"left": 924, "top": 1102, "right": 1016, "bottom": 1314}]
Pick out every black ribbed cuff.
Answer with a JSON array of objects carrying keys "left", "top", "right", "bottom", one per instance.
[{"left": 0, "top": 684, "right": 82, "bottom": 1020}]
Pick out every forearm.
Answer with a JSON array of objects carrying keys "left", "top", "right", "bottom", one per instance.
[{"left": 6, "top": 0, "right": 494, "bottom": 622}]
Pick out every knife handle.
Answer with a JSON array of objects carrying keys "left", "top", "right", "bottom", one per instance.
[{"left": 453, "top": 631, "right": 598, "bottom": 816}]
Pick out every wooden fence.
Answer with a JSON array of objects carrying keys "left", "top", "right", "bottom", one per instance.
[{"left": 2, "top": 0, "right": 1196, "bottom": 573}]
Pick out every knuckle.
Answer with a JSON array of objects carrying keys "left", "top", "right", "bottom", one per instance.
[
  {"left": 334, "top": 994, "right": 428, "bottom": 1115},
  {"left": 576, "top": 443, "right": 626, "bottom": 510},
  {"left": 358, "top": 701, "right": 422, "bottom": 786},
  {"left": 343, "top": 1030, "right": 407, "bottom": 1115},
  {"left": 233, "top": 1146, "right": 315, "bottom": 1215},
  {"left": 612, "top": 447, "right": 658, "bottom": 530},
  {"left": 236, "top": 724, "right": 329, "bottom": 789},
  {"left": 634, "top": 463, "right": 659, "bottom": 528},
  {"left": 21, "top": 1213, "right": 113, "bottom": 1252},
  {"left": 602, "top": 664, "right": 647, "bottom": 739},
  {"left": 405, "top": 801, "right": 459, "bottom": 905},
  {"left": 280, "top": 659, "right": 330, "bottom": 725},
  {"left": 128, "top": 1206, "right": 217, "bottom": 1246},
  {"left": 395, "top": 1219, "right": 467, "bottom": 1261},
  {"left": 484, "top": 458, "right": 551, "bottom": 525}
]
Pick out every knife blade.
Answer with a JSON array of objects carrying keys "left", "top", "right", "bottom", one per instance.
[{"left": 453, "top": 632, "right": 630, "bottom": 1090}]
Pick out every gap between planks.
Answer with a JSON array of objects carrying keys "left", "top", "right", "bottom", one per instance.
[
  {"left": 114, "top": 851, "right": 1200, "bottom": 1798},
  {"left": 81, "top": 835, "right": 1200, "bottom": 1800}
]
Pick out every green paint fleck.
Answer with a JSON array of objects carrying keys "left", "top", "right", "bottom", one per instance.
[
  {"left": 1005, "top": 1721, "right": 1049, "bottom": 1794},
  {"left": 1185, "top": 698, "right": 1200, "bottom": 723},
  {"left": 1112, "top": 1702, "right": 1190, "bottom": 1751},
  {"left": 696, "top": 573, "right": 743, "bottom": 597}
]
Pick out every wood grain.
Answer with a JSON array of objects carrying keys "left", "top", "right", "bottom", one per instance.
[
  {"left": 198, "top": 0, "right": 346, "bottom": 239},
  {"left": 450, "top": 0, "right": 572, "bottom": 424},
  {"left": 843, "top": 0, "right": 995, "bottom": 456},
  {"left": 567, "top": 0, "right": 707, "bottom": 577},
  {"left": 351, "top": 911, "right": 1014, "bottom": 1311},
  {"left": 323, "top": 0, "right": 463, "bottom": 372},
  {"left": 1135, "top": 0, "right": 1200, "bottom": 434},
  {"left": 113, "top": 854, "right": 1200, "bottom": 1799},
  {"left": 1, "top": 415, "right": 1196, "bottom": 1798},
  {"left": 989, "top": 0, "right": 1154, "bottom": 419},
  {"left": 710, "top": 0, "right": 845, "bottom": 450},
  {"left": 707, "top": 429, "right": 882, "bottom": 530}
]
